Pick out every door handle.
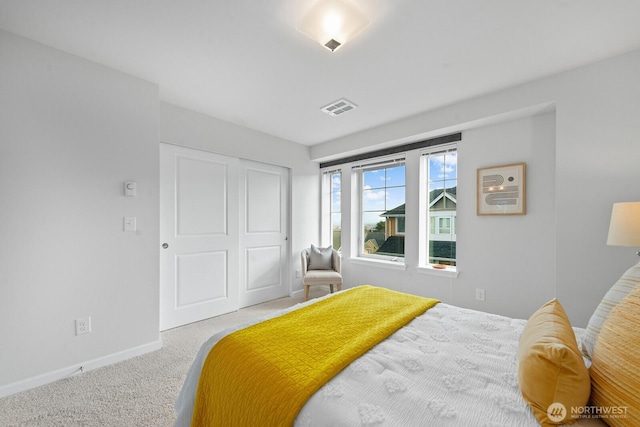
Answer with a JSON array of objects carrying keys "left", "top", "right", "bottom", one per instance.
[{"left": 162, "top": 243, "right": 169, "bottom": 249}]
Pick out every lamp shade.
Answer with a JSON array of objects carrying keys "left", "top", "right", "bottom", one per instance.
[
  {"left": 297, "top": 0, "right": 369, "bottom": 51},
  {"left": 607, "top": 202, "right": 640, "bottom": 247}
]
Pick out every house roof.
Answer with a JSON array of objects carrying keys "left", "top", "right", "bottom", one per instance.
[
  {"left": 429, "top": 187, "right": 457, "bottom": 205},
  {"left": 377, "top": 235, "right": 405, "bottom": 256},
  {"left": 430, "top": 241, "right": 456, "bottom": 260},
  {"left": 380, "top": 204, "right": 405, "bottom": 218},
  {"left": 380, "top": 187, "right": 457, "bottom": 217},
  {"left": 376, "top": 236, "right": 456, "bottom": 261},
  {"left": 364, "top": 231, "right": 386, "bottom": 250}
]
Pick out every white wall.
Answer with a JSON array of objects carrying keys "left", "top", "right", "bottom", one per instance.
[
  {"left": 454, "top": 113, "right": 557, "bottom": 318},
  {"left": 0, "top": 32, "right": 160, "bottom": 395},
  {"left": 311, "top": 48, "right": 640, "bottom": 327},
  {"left": 0, "top": 31, "right": 161, "bottom": 395},
  {"left": 0, "top": 31, "right": 320, "bottom": 396},
  {"left": 159, "top": 102, "right": 320, "bottom": 296},
  {"left": 552, "top": 52, "right": 640, "bottom": 326}
]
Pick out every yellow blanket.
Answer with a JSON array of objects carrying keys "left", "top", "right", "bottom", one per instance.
[{"left": 191, "top": 285, "right": 439, "bottom": 426}]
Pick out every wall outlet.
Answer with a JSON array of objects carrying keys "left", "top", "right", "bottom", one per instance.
[
  {"left": 475, "top": 288, "right": 485, "bottom": 302},
  {"left": 76, "top": 317, "right": 92, "bottom": 335},
  {"left": 295, "top": 269, "right": 301, "bottom": 279}
]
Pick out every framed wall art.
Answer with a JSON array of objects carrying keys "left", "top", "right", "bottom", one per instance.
[{"left": 477, "top": 162, "right": 526, "bottom": 215}]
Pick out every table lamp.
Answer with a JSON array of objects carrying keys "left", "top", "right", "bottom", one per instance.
[{"left": 607, "top": 202, "right": 640, "bottom": 256}]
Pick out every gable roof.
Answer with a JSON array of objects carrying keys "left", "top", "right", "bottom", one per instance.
[
  {"left": 429, "top": 187, "right": 457, "bottom": 207},
  {"left": 380, "top": 186, "right": 457, "bottom": 218},
  {"left": 380, "top": 204, "right": 405, "bottom": 218}
]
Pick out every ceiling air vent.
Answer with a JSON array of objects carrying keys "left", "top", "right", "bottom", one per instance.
[{"left": 321, "top": 98, "right": 358, "bottom": 116}]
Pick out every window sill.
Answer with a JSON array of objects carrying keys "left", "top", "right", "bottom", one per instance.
[
  {"left": 349, "top": 257, "right": 407, "bottom": 271},
  {"left": 416, "top": 265, "right": 460, "bottom": 278}
]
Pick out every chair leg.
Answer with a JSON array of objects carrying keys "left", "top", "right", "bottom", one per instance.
[
  {"left": 337, "top": 284, "right": 342, "bottom": 292},
  {"left": 330, "top": 284, "right": 334, "bottom": 293},
  {"left": 304, "top": 285, "right": 309, "bottom": 301}
]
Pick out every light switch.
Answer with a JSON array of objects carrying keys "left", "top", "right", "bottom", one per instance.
[
  {"left": 124, "top": 181, "right": 137, "bottom": 197},
  {"left": 124, "top": 217, "right": 136, "bottom": 232}
]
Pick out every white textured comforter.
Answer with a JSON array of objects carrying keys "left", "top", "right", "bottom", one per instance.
[{"left": 175, "top": 293, "right": 601, "bottom": 426}]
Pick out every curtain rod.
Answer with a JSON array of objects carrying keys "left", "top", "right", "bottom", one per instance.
[{"left": 319, "top": 133, "right": 461, "bottom": 169}]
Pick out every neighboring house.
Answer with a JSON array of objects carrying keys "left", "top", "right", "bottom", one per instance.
[
  {"left": 427, "top": 186, "right": 457, "bottom": 265},
  {"left": 376, "top": 204, "right": 405, "bottom": 257},
  {"left": 364, "top": 232, "right": 384, "bottom": 254},
  {"left": 375, "top": 187, "right": 457, "bottom": 264}
]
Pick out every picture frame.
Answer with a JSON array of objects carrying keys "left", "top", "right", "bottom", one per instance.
[{"left": 477, "top": 162, "right": 526, "bottom": 215}]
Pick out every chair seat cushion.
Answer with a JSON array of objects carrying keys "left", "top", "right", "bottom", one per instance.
[{"left": 303, "top": 270, "right": 342, "bottom": 285}]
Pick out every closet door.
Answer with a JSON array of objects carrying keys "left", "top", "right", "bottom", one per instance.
[
  {"left": 159, "top": 143, "right": 239, "bottom": 331},
  {"left": 238, "top": 160, "right": 290, "bottom": 308}
]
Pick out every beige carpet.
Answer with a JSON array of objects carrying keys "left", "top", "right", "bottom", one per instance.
[{"left": 0, "top": 295, "right": 304, "bottom": 427}]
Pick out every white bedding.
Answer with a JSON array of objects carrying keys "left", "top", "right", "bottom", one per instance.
[{"left": 175, "top": 293, "right": 604, "bottom": 426}]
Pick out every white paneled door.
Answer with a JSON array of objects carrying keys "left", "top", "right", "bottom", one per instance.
[
  {"left": 160, "top": 144, "right": 239, "bottom": 331},
  {"left": 160, "top": 144, "right": 289, "bottom": 331},
  {"left": 239, "top": 160, "right": 289, "bottom": 308}
]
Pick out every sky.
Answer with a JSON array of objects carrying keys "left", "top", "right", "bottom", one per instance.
[{"left": 330, "top": 152, "right": 458, "bottom": 228}]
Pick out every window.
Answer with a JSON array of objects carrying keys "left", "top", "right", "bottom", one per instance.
[
  {"left": 423, "top": 147, "right": 457, "bottom": 266},
  {"left": 327, "top": 170, "right": 342, "bottom": 250},
  {"left": 319, "top": 132, "right": 461, "bottom": 272},
  {"left": 438, "top": 217, "right": 451, "bottom": 234},
  {"left": 359, "top": 161, "right": 406, "bottom": 259}
]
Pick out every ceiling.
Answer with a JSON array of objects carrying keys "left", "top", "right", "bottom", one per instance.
[{"left": 2, "top": 0, "right": 640, "bottom": 146}]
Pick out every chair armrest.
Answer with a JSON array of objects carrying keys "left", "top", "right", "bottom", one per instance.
[
  {"left": 332, "top": 250, "right": 341, "bottom": 274},
  {"left": 301, "top": 249, "right": 309, "bottom": 277}
]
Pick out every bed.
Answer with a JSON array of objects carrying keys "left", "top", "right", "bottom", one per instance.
[{"left": 175, "top": 268, "right": 640, "bottom": 426}]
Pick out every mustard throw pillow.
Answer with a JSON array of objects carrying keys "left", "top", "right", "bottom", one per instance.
[
  {"left": 590, "top": 285, "right": 640, "bottom": 427},
  {"left": 518, "top": 299, "right": 590, "bottom": 426}
]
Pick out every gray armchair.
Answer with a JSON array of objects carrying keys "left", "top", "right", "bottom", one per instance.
[{"left": 301, "top": 247, "right": 342, "bottom": 301}]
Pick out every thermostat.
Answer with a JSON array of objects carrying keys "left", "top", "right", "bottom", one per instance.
[{"left": 124, "top": 181, "right": 137, "bottom": 197}]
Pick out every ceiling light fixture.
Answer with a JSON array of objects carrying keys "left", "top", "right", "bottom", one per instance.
[{"left": 297, "top": 0, "right": 370, "bottom": 52}]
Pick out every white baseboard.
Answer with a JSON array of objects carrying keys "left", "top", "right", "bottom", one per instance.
[{"left": 0, "top": 339, "right": 162, "bottom": 398}]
